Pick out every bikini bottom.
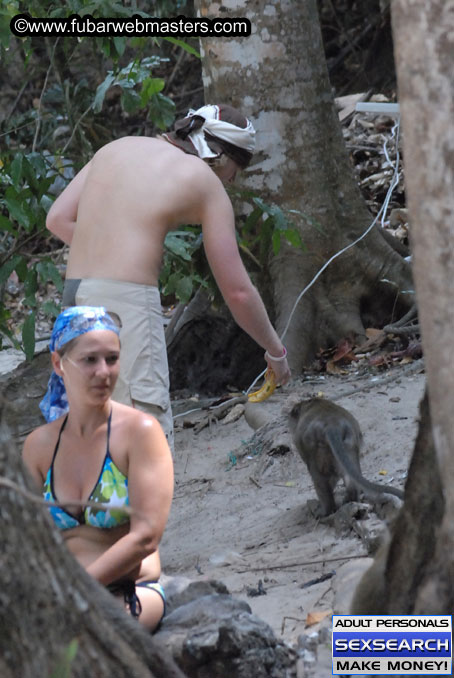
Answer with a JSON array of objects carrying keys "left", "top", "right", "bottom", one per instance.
[{"left": 107, "top": 579, "right": 166, "bottom": 621}]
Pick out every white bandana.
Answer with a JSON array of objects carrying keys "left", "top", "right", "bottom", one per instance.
[{"left": 185, "top": 105, "right": 256, "bottom": 159}]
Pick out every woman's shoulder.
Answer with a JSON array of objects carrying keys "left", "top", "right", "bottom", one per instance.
[
  {"left": 111, "top": 402, "right": 167, "bottom": 450},
  {"left": 22, "top": 417, "right": 65, "bottom": 482},
  {"left": 112, "top": 402, "right": 160, "bottom": 429},
  {"left": 23, "top": 418, "right": 64, "bottom": 458}
]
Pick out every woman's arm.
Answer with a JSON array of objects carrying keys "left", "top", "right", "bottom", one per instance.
[
  {"left": 22, "top": 426, "right": 52, "bottom": 488},
  {"left": 86, "top": 414, "right": 174, "bottom": 586}
]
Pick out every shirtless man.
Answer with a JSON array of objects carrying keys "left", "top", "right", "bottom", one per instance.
[{"left": 46, "top": 104, "right": 291, "bottom": 446}]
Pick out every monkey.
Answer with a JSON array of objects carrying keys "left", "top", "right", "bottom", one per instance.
[{"left": 288, "top": 398, "right": 404, "bottom": 517}]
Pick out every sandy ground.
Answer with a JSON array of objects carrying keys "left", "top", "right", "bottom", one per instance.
[
  {"left": 159, "top": 361, "right": 426, "bottom": 675},
  {"left": 0, "top": 344, "right": 424, "bottom": 675}
]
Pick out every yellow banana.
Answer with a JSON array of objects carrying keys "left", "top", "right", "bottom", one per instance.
[{"left": 247, "top": 369, "right": 276, "bottom": 403}]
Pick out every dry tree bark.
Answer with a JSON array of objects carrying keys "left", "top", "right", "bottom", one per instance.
[
  {"left": 353, "top": 0, "right": 454, "bottom": 617},
  {"left": 194, "top": 0, "right": 413, "bottom": 371},
  {"left": 390, "top": 0, "right": 454, "bottom": 613}
]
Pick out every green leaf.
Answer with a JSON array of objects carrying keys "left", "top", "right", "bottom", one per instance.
[
  {"left": 272, "top": 230, "right": 281, "bottom": 255},
  {"left": 0, "top": 255, "right": 23, "bottom": 286},
  {"left": 24, "top": 267, "right": 38, "bottom": 303},
  {"left": 0, "top": 325, "right": 20, "bottom": 350},
  {"left": 175, "top": 276, "right": 193, "bottom": 303},
  {"left": 162, "top": 271, "right": 178, "bottom": 295},
  {"left": 113, "top": 36, "right": 127, "bottom": 57},
  {"left": 100, "top": 37, "right": 111, "bottom": 59},
  {"left": 147, "top": 93, "right": 175, "bottom": 130},
  {"left": 3, "top": 197, "right": 30, "bottom": 229},
  {"left": 164, "top": 233, "right": 193, "bottom": 261},
  {"left": 242, "top": 206, "right": 263, "bottom": 233},
  {"left": 93, "top": 72, "right": 116, "bottom": 113},
  {"left": 121, "top": 89, "right": 141, "bottom": 113},
  {"left": 252, "top": 197, "right": 288, "bottom": 230},
  {"left": 164, "top": 37, "right": 200, "bottom": 58},
  {"left": 36, "top": 260, "right": 63, "bottom": 292},
  {"left": 26, "top": 152, "right": 47, "bottom": 176},
  {"left": 22, "top": 311, "right": 35, "bottom": 362},
  {"left": 0, "top": 214, "right": 18, "bottom": 235},
  {"left": 21, "top": 156, "right": 40, "bottom": 193},
  {"left": 41, "top": 299, "right": 61, "bottom": 318},
  {"left": 284, "top": 229, "right": 305, "bottom": 250},
  {"left": 14, "top": 256, "right": 28, "bottom": 282},
  {"left": 40, "top": 194, "right": 54, "bottom": 212},
  {"left": 10, "top": 153, "right": 23, "bottom": 189},
  {"left": 140, "top": 77, "right": 165, "bottom": 107}
]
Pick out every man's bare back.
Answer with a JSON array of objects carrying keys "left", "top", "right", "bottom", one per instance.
[
  {"left": 47, "top": 105, "right": 290, "bottom": 438},
  {"left": 65, "top": 136, "right": 232, "bottom": 286}
]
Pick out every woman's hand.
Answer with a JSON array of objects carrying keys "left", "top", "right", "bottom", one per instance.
[{"left": 86, "top": 410, "right": 173, "bottom": 586}]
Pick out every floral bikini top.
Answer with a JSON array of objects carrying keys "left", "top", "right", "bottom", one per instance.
[{"left": 43, "top": 412, "right": 130, "bottom": 530}]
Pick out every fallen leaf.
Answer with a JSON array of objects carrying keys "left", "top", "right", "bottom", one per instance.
[
  {"left": 365, "top": 327, "right": 383, "bottom": 339},
  {"left": 355, "top": 329, "right": 386, "bottom": 353},
  {"left": 379, "top": 469, "right": 388, "bottom": 476},
  {"left": 326, "top": 360, "right": 347, "bottom": 375},
  {"left": 306, "top": 610, "right": 332, "bottom": 627},
  {"left": 369, "top": 354, "right": 392, "bottom": 367},
  {"left": 332, "top": 338, "right": 357, "bottom": 363}
]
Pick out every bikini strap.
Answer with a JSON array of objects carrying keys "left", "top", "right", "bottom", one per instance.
[
  {"left": 51, "top": 414, "right": 69, "bottom": 465},
  {"left": 106, "top": 409, "right": 113, "bottom": 456}
]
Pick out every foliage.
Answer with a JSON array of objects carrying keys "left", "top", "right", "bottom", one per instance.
[
  {"left": 161, "top": 229, "right": 207, "bottom": 304},
  {"left": 158, "top": 192, "right": 307, "bottom": 310},
  {"left": 0, "top": 0, "right": 197, "bottom": 357},
  {"left": 230, "top": 188, "right": 306, "bottom": 264},
  {"left": 92, "top": 55, "right": 175, "bottom": 130},
  {"left": 0, "top": 150, "right": 62, "bottom": 358},
  {"left": 0, "top": 0, "right": 305, "bottom": 358}
]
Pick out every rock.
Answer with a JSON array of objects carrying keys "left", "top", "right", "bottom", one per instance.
[
  {"left": 0, "top": 351, "right": 49, "bottom": 437},
  {"left": 154, "top": 581, "right": 297, "bottom": 678},
  {"left": 163, "top": 577, "right": 230, "bottom": 615},
  {"left": 244, "top": 396, "right": 280, "bottom": 431}
]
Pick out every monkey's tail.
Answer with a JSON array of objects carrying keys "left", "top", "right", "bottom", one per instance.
[{"left": 325, "top": 429, "right": 404, "bottom": 500}]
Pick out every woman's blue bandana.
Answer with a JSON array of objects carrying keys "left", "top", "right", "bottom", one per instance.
[{"left": 39, "top": 306, "right": 121, "bottom": 422}]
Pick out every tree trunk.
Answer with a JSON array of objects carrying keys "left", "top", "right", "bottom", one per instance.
[
  {"left": 352, "top": 1, "right": 454, "bottom": 623},
  {"left": 352, "top": 391, "right": 447, "bottom": 616},
  {"left": 0, "top": 403, "right": 186, "bottom": 678},
  {"left": 194, "top": 0, "right": 413, "bottom": 371},
  {"left": 167, "top": 290, "right": 263, "bottom": 394},
  {"left": 390, "top": 0, "right": 454, "bottom": 612}
]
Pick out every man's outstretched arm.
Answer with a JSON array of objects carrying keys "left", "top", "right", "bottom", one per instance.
[{"left": 200, "top": 176, "right": 291, "bottom": 384}]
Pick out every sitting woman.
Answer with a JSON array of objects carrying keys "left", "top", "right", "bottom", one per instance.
[{"left": 22, "top": 306, "right": 174, "bottom": 632}]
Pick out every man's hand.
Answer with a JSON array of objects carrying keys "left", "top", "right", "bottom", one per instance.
[{"left": 265, "top": 348, "right": 291, "bottom": 385}]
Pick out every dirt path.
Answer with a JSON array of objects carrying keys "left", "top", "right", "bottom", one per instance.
[{"left": 160, "top": 362, "right": 426, "bottom": 675}]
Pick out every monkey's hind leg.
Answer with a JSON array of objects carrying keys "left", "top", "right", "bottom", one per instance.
[
  {"left": 343, "top": 476, "right": 360, "bottom": 504},
  {"left": 310, "top": 467, "right": 337, "bottom": 517}
]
